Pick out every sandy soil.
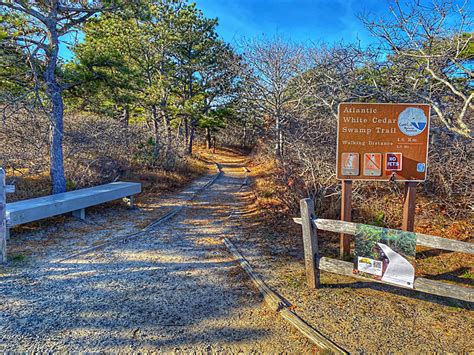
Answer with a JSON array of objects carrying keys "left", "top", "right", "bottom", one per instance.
[{"left": 0, "top": 151, "right": 314, "bottom": 352}]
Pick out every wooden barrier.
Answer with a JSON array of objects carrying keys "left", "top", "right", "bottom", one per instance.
[
  {"left": 294, "top": 199, "right": 474, "bottom": 303},
  {"left": 224, "top": 237, "right": 347, "bottom": 354},
  {"left": 1, "top": 178, "right": 141, "bottom": 263},
  {"left": 6, "top": 182, "right": 141, "bottom": 229},
  {"left": 0, "top": 168, "right": 15, "bottom": 263},
  {"left": 0, "top": 168, "right": 6, "bottom": 263}
]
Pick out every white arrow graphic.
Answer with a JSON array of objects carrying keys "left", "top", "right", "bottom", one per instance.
[{"left": 377, "top": 242, "right": 415, "bottom": 288}]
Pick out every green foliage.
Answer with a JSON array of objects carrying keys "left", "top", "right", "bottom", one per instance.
[
  {"left": 66, "top": 179, "right": 76, "bottom": 191},
  {"left": 354, "top": 224, "right": 417, "bottom": 259},
  {"left": 10, "top": 254, "right": 26, "bottom": 262},
  {"left": 372, "top": 211, "right": 385, "bottom": 227},
  {"left": 135, "top": 137, "right": 159, "bottom": 167},
  {"left": 64, "top": 0, "right": 242, "bottom": 144},
  {"left": 459, "top": 33, "right": 474, "bottom": 60}
]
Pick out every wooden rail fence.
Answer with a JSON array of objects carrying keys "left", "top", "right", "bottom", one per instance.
[{"left": 294, "top": 198, "right": 473, "bottom": 303}]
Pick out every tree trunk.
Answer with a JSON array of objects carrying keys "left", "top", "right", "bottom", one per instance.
[
  {"left": 45, "top": 23, "right": 66, "bottom": 194},
  {"left": 122, "top": 106, "right": 129, "bottom": 127},
  {"left": 186, "top": 67, "right": 194, "bottom": 155},
  {"left": 161, "top": 108, "right": 171, "bottom": 160},
  {"left": 205, "top": 127, "right": 211, "bottom": 149},
  {"left": 159, "top": 57, "right": 171, "bottom": 157},
  {"left": 184, "top": 116, "right": 189, "bottom": 142},
  {"left": 152, "top": 105, "right": 160, "bottom": 159},
  {"left": 188, "top": 123, "right": 195, "bottom": 155},
  {"left": 279, "top": 125, "right": 284, "bottom": 157},
  {"left": 275, "top": 114, "right": 282, "bottom": 159},
  {"left": 177, "top": 119, "right": 182, "bottom": 139}
]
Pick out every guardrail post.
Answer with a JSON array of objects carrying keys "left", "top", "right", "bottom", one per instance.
[
  {"left": 300, "top": 198, "right": 320, "bottom": 289},
  {"left": 1, "top": 168, "right": 6, "bottom": 263}
]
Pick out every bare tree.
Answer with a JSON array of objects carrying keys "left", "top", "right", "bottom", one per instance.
[
  {"left": 242, "top": 37, "right": 307, "bottom": 158},
  {"left": 361, "top": 0, "right": 473, "bottom": 137},
  {"left": 299, "top": 43, "right": 380, "bottom": 120},
  {"left": 1, "top": 1, "right": 117, "bottom": 193}
]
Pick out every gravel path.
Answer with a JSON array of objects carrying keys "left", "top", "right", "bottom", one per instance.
[{"left": 0, "top": 153, "right": 313, "bottom": 352}]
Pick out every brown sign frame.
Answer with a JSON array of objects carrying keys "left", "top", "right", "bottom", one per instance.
[{"left": 336, "top": 102, "right": 431, "bottom": 182}]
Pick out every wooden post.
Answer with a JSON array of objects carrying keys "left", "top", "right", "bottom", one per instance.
[
  {"left": 0, "top": 168, "right": 6, "bottom": 263},
  {"left": 300, "top": 198, "right": 320, "bottom": 289},
  {"left": 340, "top": 180, "right": 352, "bottom": 259},
  {"left": 72, "top": 208, "right": 86, "bottom": 220},
  {"left": 402, "top": 182, "right": 417, "bottom": 232}
]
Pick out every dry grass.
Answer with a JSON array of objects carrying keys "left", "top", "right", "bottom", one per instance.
[
  {"left": 246, "top": 153, "right": 473, "bottom": 286},
  {"left": 2, "top": 111, "right": 210, "bottom": 202},
  {"left": 6, "top": 156, "right": 208, "bottom": 203}
]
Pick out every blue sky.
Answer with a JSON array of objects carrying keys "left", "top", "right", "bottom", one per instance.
[
  {"left": 59, "top": 0, "right": 471, "bottom": 59},
  {"left": 195, "top": 0, "right": 386, "bottom": 47},
  {"left": 59, "top": 0, "right": 385, "bottom": 59}
]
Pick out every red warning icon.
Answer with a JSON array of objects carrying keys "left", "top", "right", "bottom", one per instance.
[
  {"left": 364, "top": 153, "right": 382, "bottom": 176},
  {"left": 385, "top": 153, "right": 403, "bottom": 171}
]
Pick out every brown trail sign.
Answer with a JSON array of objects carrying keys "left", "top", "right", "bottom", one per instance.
[
  {"left": 336, "top": 103, "right": 431, "bottom": 257},
  {"left": 337, "top": 103, "right": 430, "bottom": 181}
]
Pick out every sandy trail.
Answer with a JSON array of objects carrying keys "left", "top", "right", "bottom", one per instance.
[{"left": 0, "top": 152, "right": 312, "bottom": 352}]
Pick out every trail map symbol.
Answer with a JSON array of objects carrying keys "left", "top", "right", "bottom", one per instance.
[{"left": 398, "top": 107, "right": 427, "bottom": 136}]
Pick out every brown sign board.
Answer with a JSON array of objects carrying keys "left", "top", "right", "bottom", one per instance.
[{"left": 337, "top": 103, "right": 430, "bottom": 181}]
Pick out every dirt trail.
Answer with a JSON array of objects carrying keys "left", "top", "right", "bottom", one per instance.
[{"left": 0, "top": 150, "right": 313, "bottom": 352}]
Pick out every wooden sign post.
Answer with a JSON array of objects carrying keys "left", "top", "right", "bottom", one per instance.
[
  {"left": 340, "top": 180, "right": 352, "bottom": 259},
  {"left": 336, "top": 103, "right": 431, "bottom": 257},
  {"left": 402, "top": 182, "right": 417, "bottom": 231}
]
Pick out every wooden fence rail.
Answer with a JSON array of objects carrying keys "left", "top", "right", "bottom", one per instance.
[
  {"left": 293, "top": 218, "right": 474, "bottom": 254},
  {"left": 294, "top": 198, "right": 474, "bottom": 303}
]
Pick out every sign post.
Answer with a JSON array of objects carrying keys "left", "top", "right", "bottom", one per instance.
[
  {"left": 336, "top": 103, "right": 430, "bottom": 256},
  {"left": 402, "top": 182, "right": 417, "bottom": 231},
  {"left": 340, "top": 180, "right": 352, "bottom": 259}
]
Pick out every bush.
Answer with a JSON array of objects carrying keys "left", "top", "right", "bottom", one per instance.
[
  {"left": 0, "top": 110, "right": 196, "bottom": 201},
  {"left": 255, "top": 110, "right": 473, "bottom": 224}
]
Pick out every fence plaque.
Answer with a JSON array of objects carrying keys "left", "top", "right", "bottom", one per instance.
[
  {"left": 337, "top": 103, "right": 430, "bottom": 181},
  {"left": 354, "top": 224, "right": 417, "bottom": 288}
]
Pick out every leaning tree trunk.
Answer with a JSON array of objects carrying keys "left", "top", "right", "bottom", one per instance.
[{"left": 45, "top": 26, "right": 66, "bottom": 194}]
